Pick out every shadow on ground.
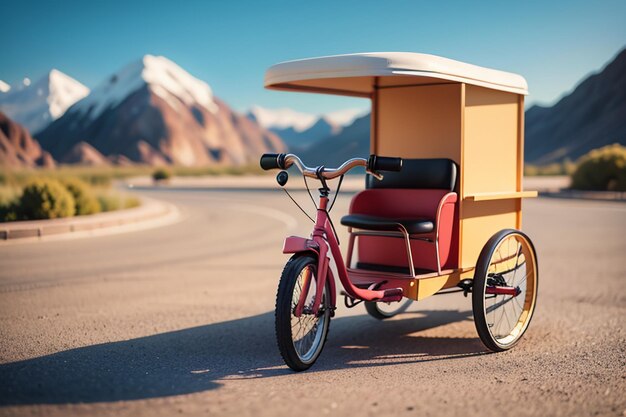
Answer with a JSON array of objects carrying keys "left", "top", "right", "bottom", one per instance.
[{"left": 0, "top": 309, "right": 483, "bottom": 405}]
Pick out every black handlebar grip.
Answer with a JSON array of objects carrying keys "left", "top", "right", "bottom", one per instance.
[
  {"left": 368, "top": 155, "right": 403, "bottom": 172},
  {"left": 260, "top": 153, "right": 286, "bottom": 170}
]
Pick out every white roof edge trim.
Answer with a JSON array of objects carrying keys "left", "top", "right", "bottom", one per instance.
[{"left": 264, "top": 52, "right": 529, "bottom": 95}]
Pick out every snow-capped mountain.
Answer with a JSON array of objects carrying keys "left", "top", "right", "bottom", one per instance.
[
  {"left": 73, "top": 55, "right": 218, "bottom": 121},
  {"left": 0, "top": 80, "right": 10, "bottom": 93},
  {"left": 0, "top": 70, "right": 89, "bottom": 134},
  {"left": 247, "top": 105, "right": 367, "bottom": 151},
  {"left": 37, "top": 55, "right": 284, "bottom": 165}
]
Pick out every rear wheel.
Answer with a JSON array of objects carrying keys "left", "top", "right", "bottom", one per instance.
[
  {"left": 364, "top": 298, "right": 413, "bottom": 320},
  {"left": 472, "top": 229, "right": 538, "bottom": 351},
  {"left": 275, "top": 254, "right": 331, "bottom": 371}
]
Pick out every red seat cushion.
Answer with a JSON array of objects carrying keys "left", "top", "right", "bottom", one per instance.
[{"left": 341, "top": 214, "right": 434, "bottom": 234}]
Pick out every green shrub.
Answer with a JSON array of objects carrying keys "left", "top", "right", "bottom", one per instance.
[
  {"left": 524, "top": 160, "right": 576, "bottom": 176},
  {"left": 122, "top": 195, "right": 141, "bottom": 209},
  {"left": 97, "top": 194, "right": 121, "bottom": 212},
  {"left": 0, "top": 202, "right": 19, "bottom": 222},
  {"left": 18, "top": 178, "right": 76, "bottom": 220},
  {"left": 152, "top": 168, "right": 172, "bottom": 182},
  {"left": 571, "top": 144, "right": 626, "bottom": 191},
  {"left": 61, "top": 177, "right": 101, "bottom": 215},
  {"left": 96, "top": 191, "right": 141, "bottom": 212},
  {"left": 76, "top": 173, "right": 112, "bottom": 187}
]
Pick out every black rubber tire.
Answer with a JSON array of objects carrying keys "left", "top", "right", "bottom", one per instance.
[
  {"left": 364, "top": 299, "right": 413, "bottom": 320},
  {"left": 275, "top": 254, "right": 331, "bottom": 371},
  {"left": 472, "top": 229, "right": 538, "bottom": 352}
]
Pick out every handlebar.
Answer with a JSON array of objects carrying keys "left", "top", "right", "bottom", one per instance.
[{"left": 259, "top": 153, "right": 402, "bottom": 180}]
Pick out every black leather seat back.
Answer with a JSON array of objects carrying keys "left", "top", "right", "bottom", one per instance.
[{"left": 366, "top": 158, "right": 458, "bottom": 191}]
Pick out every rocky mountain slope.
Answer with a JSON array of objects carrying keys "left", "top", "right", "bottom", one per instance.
[
  {"left": 0, "top": 70, "right": 89, "bottom": 135},
  {"left": 525, "top": 48, "right": 626, "bottom": 164},
  {"left": 300, "top": 113, "right": 370, "bottom": 166},
  {"left": 269, "top": 117, "right": 341, "bottom": 151},
  {"left": 36, "top": 55, "right": 285, "bottom": 165},
  {"left": 0, "top": 112, "right": 55, "bottom": 168}
]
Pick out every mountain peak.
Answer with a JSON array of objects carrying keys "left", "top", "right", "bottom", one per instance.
[
  {"left": 0, "top": 69, "right": 88, "bottom": 133},
  {"left": 311, "top": 116, "right": 341, "bottom": 135},
  {"left": 0, "top": 80, "right": 10, "bottom": 93},
  {"left": 140, "top": 55, "right": 218, "bottom": 112},
  {"left": 73, "top": 55, "right": 217, "bottom": 120},
  {"left": 45, "top": 69, "right": 90, "bottom": 119}
]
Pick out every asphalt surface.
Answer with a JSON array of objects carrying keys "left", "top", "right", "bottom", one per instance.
[{"left": 0, "top": 188, "right": 625, "bottom": 417}]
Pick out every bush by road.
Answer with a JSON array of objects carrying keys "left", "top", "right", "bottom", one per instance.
[
  {"left": 0, "top": 176, "right": 140, "bottom": 222},
  {"left": 571, "top": 144, "right": 626, "bottom": 191}
]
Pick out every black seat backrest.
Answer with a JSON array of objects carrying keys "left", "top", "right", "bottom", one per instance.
[{"left": 366, "top": 158, "right": 458, "bottom": 191}]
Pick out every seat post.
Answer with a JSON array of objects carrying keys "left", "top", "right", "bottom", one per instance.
[
  {"left": 346, "top": 229, "right": 356, "bottom": 269},
  {"left": 435, "top": 237, "right": 442, "bottom": 275},
  {"left": 398, "top": 225, "right": 417, "bottom": 278}
]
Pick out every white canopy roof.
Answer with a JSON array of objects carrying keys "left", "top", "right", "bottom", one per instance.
[{"left": 265, "top": 52, "right": 528, "bottom": 96}]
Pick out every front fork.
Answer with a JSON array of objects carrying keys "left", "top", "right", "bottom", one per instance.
[
  {"left": 310, "top": 233, "right": 330, "bottom": 316},
  {"left": 283, "top": 235, "right": 336, "bottom": 318}
]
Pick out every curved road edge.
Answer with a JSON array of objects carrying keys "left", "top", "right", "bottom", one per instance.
[{"left": 0, "top": 196, "right": 181, "bottom": 244}]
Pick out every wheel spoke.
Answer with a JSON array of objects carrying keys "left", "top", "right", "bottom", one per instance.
[{"left": 510, "top": 242, "right": 522, "bottom": 286}]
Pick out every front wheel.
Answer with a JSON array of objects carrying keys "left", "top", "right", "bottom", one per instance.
[
  {"left": 364, "top": 298, "right": 413, "bottom": 320},
  {"left": 472, "top": 229, "right": 538, "bottom": 351},
  {"left": 275, "top": 254, "right": 331, "bottom": 371}
]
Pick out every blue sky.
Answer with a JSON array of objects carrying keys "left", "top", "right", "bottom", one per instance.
[{"left": 2, "top": 0, "right": 625, "bottom": 114}]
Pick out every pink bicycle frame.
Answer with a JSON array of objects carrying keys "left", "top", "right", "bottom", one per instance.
[{"left": 283, "top": 196, "right": 403, "bottom": 318}]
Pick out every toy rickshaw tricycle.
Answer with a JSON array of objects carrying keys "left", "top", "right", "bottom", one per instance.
[{"left": 260, "top": 52, "right": 539, "bottom": 371}]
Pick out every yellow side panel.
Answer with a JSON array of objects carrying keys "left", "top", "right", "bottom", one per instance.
[
  {"left": 460, "top": 86, "right": 522, "bottom": 268},
  {"left": 463, "top": 85, "right": 519, "bottom": 195},
  {"left": 460, "top": 199, "right": 518, "bottom": 268},
  {"left": 376, "top": 84, "right": 462, "bottom": 162}
]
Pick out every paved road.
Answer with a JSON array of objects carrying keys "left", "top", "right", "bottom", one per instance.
[{"left": 0, "top": 189, "right": 625, "bottom": 417}]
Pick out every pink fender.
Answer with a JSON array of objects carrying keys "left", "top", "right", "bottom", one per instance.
[
  {"left": 282, "top": 236, "right": 320, "bottom": 255},
  {"left": 282, "top": 235, "right": 337, "bottom": 317}
]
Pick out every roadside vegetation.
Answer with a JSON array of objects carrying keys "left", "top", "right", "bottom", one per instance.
[
  {"left": 524, "top": 160, "right": 577, "bottom": 176},
  {"left": 0, "top": 174, "right": 140, "bottom": 222},
  {"left": 152, "top": 167, "right": 172, "bottom": 183},
  {"left": 570, "top": 144, "right": 626, "bottom": 191},
  {"left": 525, "top": 143, "right": 626, "bottom": 191},
  {"left": 0, "top": 163, "right": 264, "bottom": 222},
  {"left": 0, "top": 164, "right": 264, "bottom": 189}
]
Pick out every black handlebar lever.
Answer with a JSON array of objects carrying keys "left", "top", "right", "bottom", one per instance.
[
  {"left": 367, "top": 154, "right": 403, "bottom": 172},
  {"left": 260, "top": 153, "right": 288, "bottom": 170}
]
